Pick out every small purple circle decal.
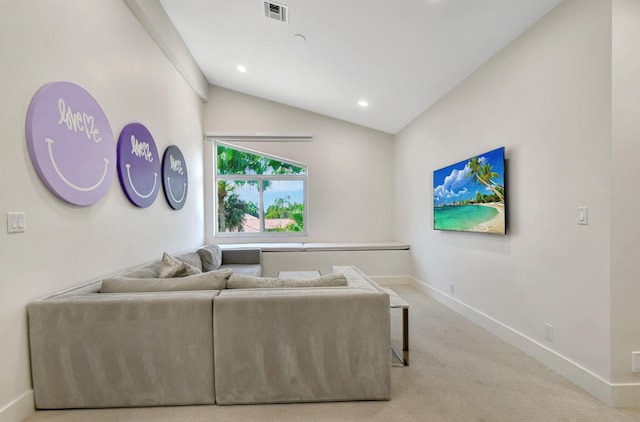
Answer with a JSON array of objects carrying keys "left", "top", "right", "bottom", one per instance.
[
  {"left": 117, "top": 123, "right": 161, "bottom": 208},
  {"left": 162, "top": 145, "right": 188, "bottom": 210},
  {"left": 25, "top": 81, "right": 116, "bottom": 206}
]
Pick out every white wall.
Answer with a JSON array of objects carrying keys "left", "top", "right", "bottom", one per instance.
[
  {"left": 394, "top": 0, "right": 625, "bottom": 404},
  {"left": 611, "top": 0, "right": 640, "bottom": 404},
  {"left": 203, "top": 85, "right": 395, "bottom": 244},
  {"left": 0, "top": 1, "right": 205, "bottom": 419}
]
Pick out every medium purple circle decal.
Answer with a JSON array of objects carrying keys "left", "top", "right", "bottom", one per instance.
[
  {"left": 117, "top": 123, "right": 161, "bottom": 208},
  {"left": 25, "top": 81, "right": 116, "bottom": 206},
  {"left": 162, "top": 145, "right": 188, "bottom": 210}
]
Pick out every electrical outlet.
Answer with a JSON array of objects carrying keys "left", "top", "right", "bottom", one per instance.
[
  {"left": 450, "top": 283, "right": 455, "bottom": 294},
  {"left": 544, "top": 323, "right": 554, "bottom": 342}
]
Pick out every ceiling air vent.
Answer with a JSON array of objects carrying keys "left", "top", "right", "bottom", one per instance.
[{"left": 264, "top": 1, "right": 288, "bottom": 23}]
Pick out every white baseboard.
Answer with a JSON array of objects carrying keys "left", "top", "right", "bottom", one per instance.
[
  {"left": 409, "top": 277, "right": 640, "bottom": 409},
  {"left": 0, "top": 390, "right": 34, "bottom": 422}
]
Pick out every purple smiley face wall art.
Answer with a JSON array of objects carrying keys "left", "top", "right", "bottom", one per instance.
[
  {"left": 116, "top": 123, "right": 161, "bottom": 208},
  {"left": 162, "top": 145, "right": 188, "bottom": 210},
  {"left": 25, "top": 81, "right": 116, "bottom": 206}
]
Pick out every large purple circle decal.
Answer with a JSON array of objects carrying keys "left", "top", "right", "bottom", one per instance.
[
  {"left": 25, "top": 81, "right": 116, "bottom": 206},
  {"left": 162, "top": 145, "right": 188, "bottom": 210},
  {"left": 117, "top": 123, "right": 161, "bottom": 208}
]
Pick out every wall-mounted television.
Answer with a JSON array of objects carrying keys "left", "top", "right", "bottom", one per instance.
[{"left": 433, "top": 147, "right": 506, "bottom": 235}]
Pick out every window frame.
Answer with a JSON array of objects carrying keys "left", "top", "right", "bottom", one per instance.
[{"left": 213, "top": 141, "right": 308, "bottom": 237}]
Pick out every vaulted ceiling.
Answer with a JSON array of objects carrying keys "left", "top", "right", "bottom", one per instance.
[{"left": 160, "top": 0, "right": 562, "bottom": 134}]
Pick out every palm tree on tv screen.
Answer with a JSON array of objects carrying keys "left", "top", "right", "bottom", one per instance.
[{"left": 467, "top": 156, "right": 505, "bottom": 203}]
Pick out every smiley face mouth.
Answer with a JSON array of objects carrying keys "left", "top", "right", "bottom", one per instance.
[
  {"left": 166, "top": 176, "right": 186, "bottom": 203},
  {"left": 125, "top": 164, "right": 158, "bottom": 199},
  {"left": 45, "top": 137, "right": 109, "bottom": 192}
]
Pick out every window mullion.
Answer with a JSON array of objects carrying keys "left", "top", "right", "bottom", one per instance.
[{"left": 259, "top": 181, "right": 265, "bottom": 233}]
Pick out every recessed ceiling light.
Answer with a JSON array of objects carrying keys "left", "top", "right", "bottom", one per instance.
[
  {"left": 237, "top": 65, "right": 247, "bottom": 73},
  {"left": 358, "top": 100, "right": 369, "bottom": 108},
  {"left": 293, "top": 33, "right": 306, "bottom": 42}
]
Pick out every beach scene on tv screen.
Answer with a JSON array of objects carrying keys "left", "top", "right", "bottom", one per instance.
[{"left": 433, "top": 147, "right": 505, "bottom": 235}]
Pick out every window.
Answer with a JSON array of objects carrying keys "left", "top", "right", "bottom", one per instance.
[{"left": 215, "top": 142, "right": 307, "bottom": 235}]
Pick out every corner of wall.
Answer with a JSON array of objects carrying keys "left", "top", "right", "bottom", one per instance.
[
  {"left": 0, "top": 390, "right": 34, "bottom": 422},
  {"left": 611, "top": 384, "right": 640, "bottom": 409},
  {"left": 123, "top": 0, "right": 209, "bottom": 102}
]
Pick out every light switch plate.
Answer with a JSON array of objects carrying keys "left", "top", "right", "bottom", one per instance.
[
  {"left": 632, "top": 351, "right": 640, "bottom": 372},
  {"left": 578, "top": 206, "right": 588, "bottom": 225},
  {"left": 7, "top": 212, "right": 25, "bottom": 233}
]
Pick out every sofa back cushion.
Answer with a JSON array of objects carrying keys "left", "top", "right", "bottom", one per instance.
[
  {"left": 175, "top": 251, "right": 203, "bottom": 270},
  {"left": 220, "top": 264, "right": 262, "bottom": 277},
  {"left": 100, "top": 268, "right": 232, "bottom": 293},
  {"left": 121, "top": 261, "right": 162, "bottom": 278},
  {"left": 226, "top": 272, "right": 347, "bottom": 289},
  {"left": 159, "top": 252, "right": 202, "bottom": 278},
  {"left": 197, "top": 244, "right": 223, "bottom": 271}
]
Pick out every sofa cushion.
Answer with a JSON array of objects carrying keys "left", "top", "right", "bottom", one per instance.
[
  {"left": 332, "top": 265, "right": 385, "bottom": 292},
  {"left": 174, "top": 251, "right": 203, "bottom": 271},
  {"left": 198, "top": 244, "right": 223, "bottom": 271},
  {"left": 121, "top": 261, "right": 162, "bottom": 278},
  {"left": 220, "top": 264, "right": 262, "bottom": 277},
  {"left": 226, "top": 272, "right": 347, "bottom": 289},
  {"left": 28, "top": 291, "right": 217, "bottom": 408},
  {"left": 100, "top": 268, "right": 232, "bottom": 293},
  {"left": 159, "top": 252, "right": 201, "bottom": 278},
  {"left": 213, "top": 288, "right": 391, "bottom": 404}
]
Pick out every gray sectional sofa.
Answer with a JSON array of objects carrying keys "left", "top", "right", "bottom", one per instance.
[{"left": 27, "top": 245, "right": 391, "bottom": 409}]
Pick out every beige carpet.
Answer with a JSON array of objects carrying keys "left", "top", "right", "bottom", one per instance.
[{"left": 25, "top": 284, "right": 640, "bottom": 422}]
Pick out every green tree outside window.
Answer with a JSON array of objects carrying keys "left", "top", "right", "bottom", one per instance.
[{"left": 215, "top": 144, "right": 307, "bottom": 234}]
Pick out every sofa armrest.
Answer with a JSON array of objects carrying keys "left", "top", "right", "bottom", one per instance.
[
  {"left": 28, "top": 291, "right": 217, "bottom": 409},
  {"left": 332, "top": 265, "right": 386, "bottom": 292},
  {"left": 221, "top": 248, "right": 261, "bottom": 265}
]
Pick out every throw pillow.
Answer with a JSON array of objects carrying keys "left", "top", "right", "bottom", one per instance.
[
  {"left": 100, "top": 268, "right": 233, "bottom": 293},
  {"left": 197, "top": 244, "right": 223, "bottom": 271},
  {"left": 226, "top": 272, "right": 348, "bottom": 289},
  {"left": 159, "top": 252, "right": 201, "bottom": 278}
]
